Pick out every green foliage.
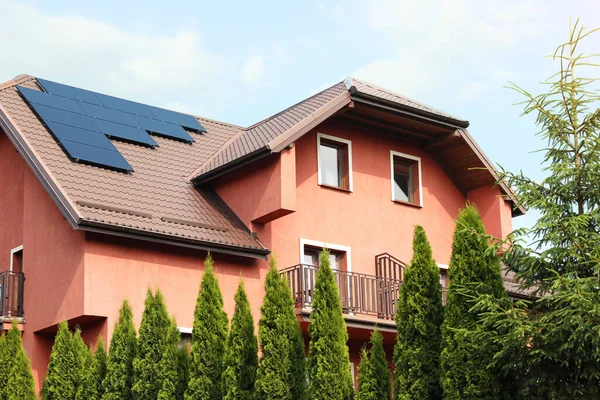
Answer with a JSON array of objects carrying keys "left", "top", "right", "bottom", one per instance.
[
  {"left": 307, "top": 249, "right": 354, "bottom": 400},
  {"left": 2, "top": 323, "right": 36, "bottom": 400},
  {"left": 42, "top": 321, "right": 77, "bottom": 400},
  {"left": 223, "top": 280, "right": 258, "bottom": 400},
  {"left": 132, "top": 289, "right": 173, "bottom": 400},
  {"left": 394, "top": 226, "right": 443, "bottom": 400},
  {"left": 158, "top": 318, "right": 181, "bottom": 400},
  {"left": 254, "top": 256, "right": 306, "bottom": 400},
  {"left": 440, "top": 206, "right": 506, "bottom": 400},
  {"left": 470, "top": 21, "right": 600, "bottom": 399},
  {"left": 74, "top": 329, "right": 95, "bottom": 400},
  {"left": 102, "top": 300, "right": 137, "bottom": 400},
  {"left": 185, "top": 254, "right": 229, "bottom": 400},
  {"left": 93, "top": 338, "right": 108, "bottom": 400},
  {"left": 357, "top": 329, "right": 390, "bottom": 400},
  {"left": 176, "top": 344, "right": 190, "bottom": 400}
]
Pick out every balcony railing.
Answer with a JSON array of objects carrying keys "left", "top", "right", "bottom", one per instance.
[
  {"left": 0, "top": 271, "right": 25, "bottom": 318},
  {"left": 280, "top": 264, "right": 402, "bottom": 320}
]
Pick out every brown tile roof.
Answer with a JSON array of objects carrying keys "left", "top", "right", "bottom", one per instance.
[{"left": 0, "top": 75, "right": 267, "bottom": 257}]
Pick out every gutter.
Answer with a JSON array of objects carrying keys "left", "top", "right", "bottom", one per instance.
[
  {"left": 191, "top": 145, "right": 272, "bottom": 185},
  {"left": 79, "top": 220, "right": 271, "bottom": 260}
]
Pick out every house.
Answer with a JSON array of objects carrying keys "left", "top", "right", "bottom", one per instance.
[{"left": 0, "top": 74, "right": 524, "bottom": 391}]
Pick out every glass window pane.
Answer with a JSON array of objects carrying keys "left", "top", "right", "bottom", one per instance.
[
  {"left": 394, "top": 172, "right": 410, "bottom": 202},
  {"left": 320, "top": 144, "right": 340, "bottom": 187},
  {"left": 303, "top": 249, "right": 319, "bottom": 266},
  {"left": 393, "top": 156, "right": 414, "bottom": 203}
]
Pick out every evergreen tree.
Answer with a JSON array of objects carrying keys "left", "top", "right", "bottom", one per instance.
[
  {"left": 369, "top": 329, "right": 390, "bottom": 400},
  {"left": 158, "top": 318, "right": 181, "bottom": 400},
  {"left": 440, "top": 206, "right": 506, "bottom": 400},
  {"left": 0, "top": 331, "right": 8, "bottom": 398},
  {"left": 93, "top": 338, "right": 108, "bottom": 400},
  {"left": 394, "top": 226, "right": 443, "bottom": 400},
  {"left": 254, "top": 257, "right": 306, "bottom": 400},
  {"left": 42, "top": 321, "right": 77, "bottom": 400},
  {"left": 307, "top": 249, "right": 354, "bottom": 400},
  {"left": 102, "top": 300, "right": 137, "bottom": 400},
  {"left": 3, "top": 323, "right": 37, "bottom": 400},
  {"left": 74, "top": 329, "right": 95, "bottom": 400},
  {"left": 132, "top": 289, "right": 173, "bottom": 400},
  {"left": 356, "top": 347, "right": 373, "bottom": 400},
  {"left": 223, "top": 280, "right": 258, "bottom": 400},
  {"left": 176, "top": 344, "right": 190, "bottom": 400},
  {"left": 185, "top": 254, "right": 229, "bottom": 400}
]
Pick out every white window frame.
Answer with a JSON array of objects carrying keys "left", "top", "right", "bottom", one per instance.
[
  {"left": 178, "top": 326, "right": 193, "bottom": 335},
  {"left": 350, "top": 362, "right": 356, "bottom": 388},
  {"left": 437, "top": 263, "right": 448, "bottom": 270},
  {"left": 299, "top": 238, "right": 352, "bottom": 272},
  {"left": 317, "top": 133, "right": 353, "bottom": 192},
  {"left": 10, "top": 245, "right": 23, "bottom": 272},
  {"left": 390, "top": 150, "right": 423, "bottom": 207}
]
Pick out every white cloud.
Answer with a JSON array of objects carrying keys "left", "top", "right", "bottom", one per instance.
[
  {"left": 241, "top": 56, "right": 266, "bottom": 86},
  {"left": 0, "top": 0, "right": 233, "bottom": 118},
  {"left": 319, "top": 3, "right": 344, "bottom": 18}
]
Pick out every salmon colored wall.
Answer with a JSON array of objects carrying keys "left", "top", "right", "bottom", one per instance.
[
  {"left": 214, "top": 147, "right": 296, "bottom": 226},
  {"left": 467, "top": 186, "right": 513, "bottom": 239},
  {"left": 83, "top": 233, "right": 265, "bottom": 347},
  {"left": 0, "top": 132, "right": 25, "bottom": 269}
]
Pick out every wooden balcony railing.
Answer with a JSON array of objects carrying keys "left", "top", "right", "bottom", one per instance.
[
  {"left": 280, "top": 264, "right": 402, "bottom": 320},
  {"left": 0, "top": 271, "right": 25, "bottom": 318}
]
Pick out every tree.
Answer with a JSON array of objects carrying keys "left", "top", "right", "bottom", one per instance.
[
  {"left": 223, "top": 280, "right": 258, "bottom": 400},
  {"left": 42, "top": 321, "right": 77, "bottom": 400},
  {"left": 394, "top": 226, "right": 443, "bottom": 400},
  {"left": 440, "top": 206, "right": 506, "bottom": 400},
  {"left": 254, "top": 256, "right": 306, "bottom": 400},
  {"left": 93, "top": 338, "right": 108, "bottom": 400},
  {"left": 74, "top": 329, "right": 95, "bottom": 400},
  {"left": 185, "top": 254, "right": 229, "bottom": 400},
  {"left": 102, "top": 300, "right": 137, "bottom": 400},
  {"left": 132, "top": 289, "right": 173, "bottom": 400},
  {"left": 307, "top": 249, "right": 354, "bottom": 400},
  {"left": 471, "top": 20, "right": 600, "bottom": 398},
  {"left": 2, "top": 323, "right": 37, "bottom": 400},
  {"left": 176, "top": 344, "right": 190, "bottom": 400},
  {"left": 158, "top": 318, "right": 181, "bottom": 400},
  {"left": 357, "top": 329, "right": 390, "bottom": 400}
]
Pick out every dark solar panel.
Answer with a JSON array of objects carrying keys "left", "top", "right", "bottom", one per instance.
[
  {"left": 94, "top": 119, "right": 158, "bottom": 147},
  {"left": 18, "top": 79, "right": 206, "bottom": 172},
  {"left": 60, "top": 139, "right": 133, "bottom": 172},
  {"left": 37, "top": 78, "right": 102, "bottom": 105},
  {"left": 147, "top": 106, "right": 207, "bottom": 132},
  {"left": 136, "top": 116, "right": 194, "bottom": 143}
]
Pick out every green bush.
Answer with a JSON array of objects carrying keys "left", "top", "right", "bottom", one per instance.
[{"left": 2, "top": 323, "right": 37, "bottom": 400}]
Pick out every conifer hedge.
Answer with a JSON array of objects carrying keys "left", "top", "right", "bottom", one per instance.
[
  {"left": 394, "top": 226, "right": 443, "bottom": 400},
  {"left": 0, "top": 323, "right": 37, "bottom": 400},
  {"left": 185, "top": 254, "right": 229, "bottom": 400},
  {"left": 307, "top": 249, "right": 354, "bottom": 400}
]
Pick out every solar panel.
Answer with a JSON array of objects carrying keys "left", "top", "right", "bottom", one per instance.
[
  {"left": 37, "top": 78, "right": 102, "bottom": 105},
  {"left": 136, "top": 116, "right": 194, "bottom": 143},
  {"left": 94, "top": 119, "right": 158, "bottom": 147},
  {"left": 60, "top": 139, "right": 133, "bottom": 172},
  {"left": 147, "top": 106, "right": 207, "bottom": 132},
  {"left": 18, "top": 79, "right": 207, "bottom": 172}
]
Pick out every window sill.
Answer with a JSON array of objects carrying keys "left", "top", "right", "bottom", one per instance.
[
  {"left": 319, "top": 183, "right": 352, "bottom": 193},
  {"left": 392, "top": 199, "right": 422, "bottom": 208}
]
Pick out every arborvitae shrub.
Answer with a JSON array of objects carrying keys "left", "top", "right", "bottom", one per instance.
[
  {"left": 132, "top": 289, "right": 173, "bottom": 400},
  {"left": 394, "top": 226, "right": 443, "bottom": 400},
  {"left": 185, "top": 254, "right": 228, "bottom": 400},
  {"left": 356, "top": 347, "right": 374, "bottom": 400},
  {"left": 3, "top": 322, "right": 37, "bottom": 400},
  {"left": 356, "top": 328, "right": 390, "bottom": 400},
  {"left": 102, "top": 300, "right": 137, "bottom": 400},
  {"left": 223, "top": 280, "right": 258, "bottom": 400},
  {"left": 157, "top": 318, "right": 181, "bottom": 400},
  {"left": 307, "top": 249, "right": 354, "bottom": 400},
  {"left": 440, "top": 205, "right": 506, "bottom": 400},
  {"left": 93, "top": 337, "right": 107, "bottom": 400},
  {"left": 42, "top": 321, "right": 77, "bottom": 400}
]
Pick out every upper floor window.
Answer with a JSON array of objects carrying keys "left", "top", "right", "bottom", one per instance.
[
  {"left": 317, "top": 133, "right": 353, "bottom": 191},
  {"left": 390, "top": 151, "right": 422, "bottom": 206}
]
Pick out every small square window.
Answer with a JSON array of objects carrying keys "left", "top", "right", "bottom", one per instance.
[
  {"left": 318, "top": 134, "right": 352, "bottom": 191},
  {"left": 390, "top": 151, "right": 421, "bottom": 206}
]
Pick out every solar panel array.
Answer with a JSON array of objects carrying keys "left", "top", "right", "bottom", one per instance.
[{"left": 17, "top": 79, "right": 207, "bottom": 172}]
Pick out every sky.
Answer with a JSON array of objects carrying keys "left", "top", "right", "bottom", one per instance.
[{"left": 1, "top": 0, "right": 599, "bottom": 231}]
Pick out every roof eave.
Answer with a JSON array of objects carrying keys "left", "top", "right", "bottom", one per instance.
[
  {"left": 191, "top": 145, "right": 272, "bottom": 185},
  {"left": 79, "top": 220, "right": 271, "bottom": 260}
]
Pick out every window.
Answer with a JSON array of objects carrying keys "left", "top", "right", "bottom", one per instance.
[
  {"left": 10, "top": 246, "right": 23, "bottom": 273},
  {"left": 390, "top": 151, "right": 422, "bottom": 206},
  {"left": 300, "top": 239, "right": 351, "bottom": 272},
  {"left": 317, "top": 133, "right": 352, "bottom": 191},
  {"left": 303, "top": 247, "right": 345, "bottom": 271}
]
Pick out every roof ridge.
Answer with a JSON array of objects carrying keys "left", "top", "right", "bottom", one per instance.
[
  {"left": 246, "top": 80, "right": 346, "bottom": 130},
  {"left": 187, "top": 128, "right": 247, "bottom": 180},
  {"left": 0, "top": 74, "right": 36, "bottom": 92}
]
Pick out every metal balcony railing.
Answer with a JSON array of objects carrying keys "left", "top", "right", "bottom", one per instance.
[
  {"left": 280, "top": 264, "right": 402, "bottom": 320},
  {"left": 0, "top": 271, "right": 25, "bottom": 318}
]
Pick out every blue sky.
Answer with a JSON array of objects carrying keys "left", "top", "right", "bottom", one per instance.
[{"left": 2, "top": 0, "right": 599, "bottom": 231}]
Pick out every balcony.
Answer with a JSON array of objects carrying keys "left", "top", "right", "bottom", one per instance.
[
  {"left": 280, "top": 257, "right": 403, "bottom": 322},
  {"left": 0, "top": 271, "right": 25, "bottom": 319}
]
